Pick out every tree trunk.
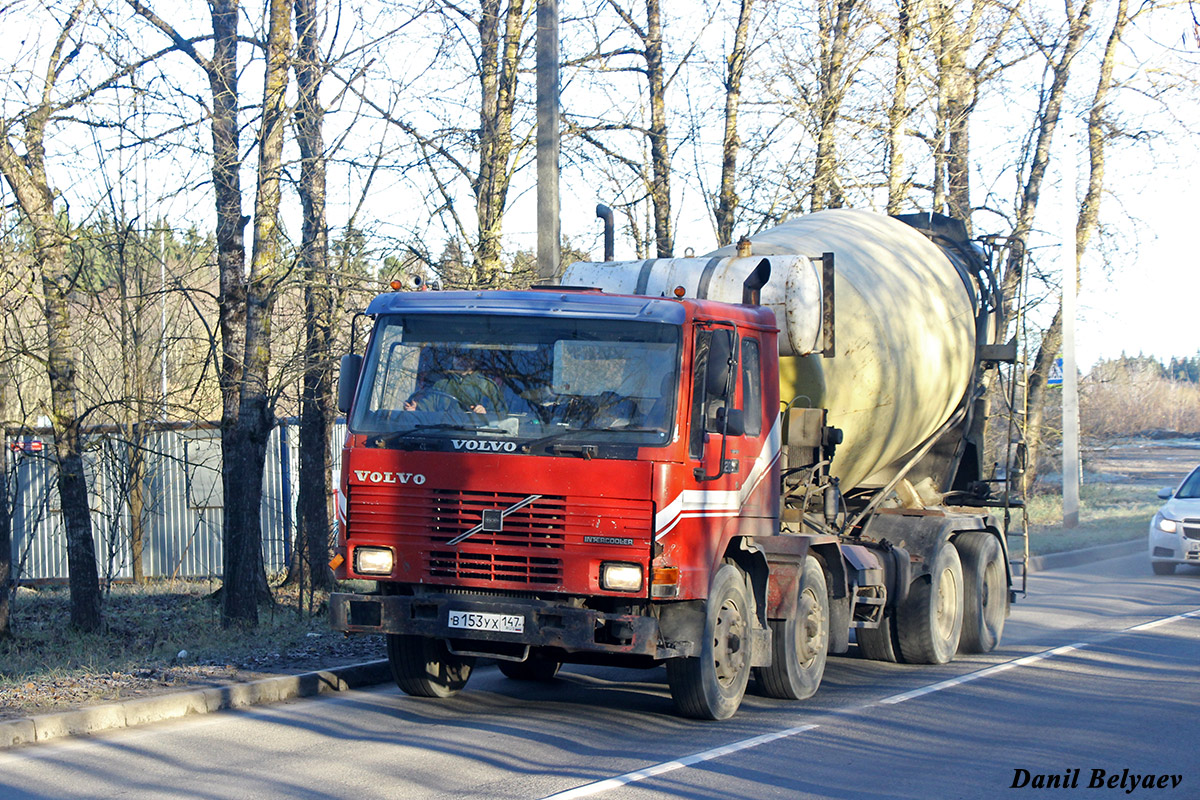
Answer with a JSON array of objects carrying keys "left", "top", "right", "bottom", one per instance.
[
  {"left": 44, "top": 262, "right": 103, "bottom": 631},
  {"left": 0, "top": 355, "right": 11, "bottom": 640},
  {"left": 811, "top": 0, "right": 856, "bottom": 212},
  {"left": 885, "top": 0, "right": 916, "bottom": 215},
  {"left": 0, "top": 65, "right": 103, "bottom": 632},
  {"left": 645, "top": 0, "right": 672, "bottom": 257},
  {"left": 472, "top": 0, "right": 526, "bottom": 284},
  {"left": 223, "top": 0, "right": 293, "bottom": 626},
  {"left": 293, "top": 0, "right": 334, "bottom": 592},
  {"left": 715, "top": 0, "right": 754, "bottom": 247}
]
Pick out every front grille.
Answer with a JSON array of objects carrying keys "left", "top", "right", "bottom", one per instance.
[
  {"left": 1181, "top": 520, "right": 1200, "bottom": 541},
  {"left": 428, "top": 550, "right": 562, "bottom": 584},
  {"left": 348, "top": 483, "right": 651, "bottom": 589},
  {"left": 429, "top": 490, "right": 567, "bottom": 548}
]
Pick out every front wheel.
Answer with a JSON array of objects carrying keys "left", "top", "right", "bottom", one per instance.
[
  {"left": 386, "top": 634, "right": 475, "bottom": 698},
  {"left": 1151, "top": 561, "right": 1176, "bottom": 575},
  {"left": 896, "top": 540, "right": 964, "bottom": 664},
  {"left": 756, "top": 555, "right": 829, "bottom": 700},
  {"left": 666, "top": 564, "right": 753, "bottom": 720}
]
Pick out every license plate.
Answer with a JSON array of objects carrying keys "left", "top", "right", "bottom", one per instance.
[
  {"left": 448, "top": 610, "right": 524, "bottom": 634},
  {"left": 1189, "top": 541, "right": 1200, "bottom": 552}
]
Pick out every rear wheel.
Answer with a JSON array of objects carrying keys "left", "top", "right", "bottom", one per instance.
[
  {"left": 897, "top": 541, "right": 964, "bottom": 664},
  {"left": 666, "top": 564, "right": 752, "bottom": 720},
  {"left": 498, "top": 655, "right": 561, "bottom": 682},
  {"left": 856, "top": 611, "right": 900, "bottom": 662},
  {"left": 1152, "top": 561, "right": 1176, "bottom": 575},
  {"left": 956, "top": 532, "right": 1008, "bottom": 653},
  {"left": 756, "top": 555, "right": 829, "bottom": 700},
  {"left": 386, "top": 634, "right": 474, "bottom": 698}
]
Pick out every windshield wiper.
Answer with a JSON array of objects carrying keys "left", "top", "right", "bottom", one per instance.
[
  {"left": 522, "top": 426, "right": 663, "bottom": 455},
  {"left": 372, "top": 423, "right": 506, "bottom": 448}
]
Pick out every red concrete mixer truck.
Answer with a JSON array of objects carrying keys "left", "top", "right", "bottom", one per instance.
[{"left": 329, "top": 208, "right": 1019, "bottom": 720}]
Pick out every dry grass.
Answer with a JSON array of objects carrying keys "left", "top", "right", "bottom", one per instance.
[
  {"left": 1083, "top": 379, "right": 1200, "bottom": 439},
  {"left": 1021, "top": 481, "right": 1159, "bottom": 555},
  {"left": 0, "top": 580, "right": 384, "bottom": 719}
]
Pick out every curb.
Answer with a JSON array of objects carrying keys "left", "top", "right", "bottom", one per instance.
[
  {"left": 0, "top": 659, "right": 390, "bottom": 750},
  {"left": 1026, "top": 537, "right": 1145, "bottom": 572}
]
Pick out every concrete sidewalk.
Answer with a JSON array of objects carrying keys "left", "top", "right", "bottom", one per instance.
[{"left": 0, "top": 537, "right": 1147, "bottom": 750}]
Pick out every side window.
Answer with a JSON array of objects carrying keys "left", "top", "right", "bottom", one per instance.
[
  {"left": 689, "top": 331, "right": 711, "bottom": 460},
  {"left": 741, "top": 338, "right": 762, "bottom": 436}
]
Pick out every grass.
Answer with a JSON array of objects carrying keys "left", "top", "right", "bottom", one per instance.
[{"left": 1018, "top": 480, "right": 1158, "bottom": 556}]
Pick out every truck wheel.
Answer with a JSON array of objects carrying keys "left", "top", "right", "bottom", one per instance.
[
  {"left": 498, "top": 656, "right": 561, "bottom": 682},
  {"left": 956, "top": 532, "right": 1008, "bottom": 653},
  {"left": 756, "top": 555, "right": 829, "bottom": 700},
  {"left": 897, "top": 540, "right": 964, "bottom": 664},
  {"left": 666, "top": 564, "right": 752, "bottom": 720},
  {"left": 856, "top": 612, "right": 900, "bottom": 662},
  {"left": 386, "top": 634, "right": 475, "bottom": 698}
]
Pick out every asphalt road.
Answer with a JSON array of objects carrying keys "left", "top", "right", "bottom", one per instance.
[{"left": 2, "top": 554, "right": 1197, "bottom": 800}]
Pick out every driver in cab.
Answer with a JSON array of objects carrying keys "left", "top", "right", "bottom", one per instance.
[{"left": 405, "top": 350, "right": 504, "bottom": 415}]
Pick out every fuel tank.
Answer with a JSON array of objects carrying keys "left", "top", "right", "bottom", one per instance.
[{"left": 564, "top": 208, "right": 988, "bottom": 491}]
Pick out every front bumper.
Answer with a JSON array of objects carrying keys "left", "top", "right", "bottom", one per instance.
[
  {"left": 1148, "top": 524, "right": 1200, "bottom": 565},
  {"left": 330, "top": 591, "right": 662, "bottom": 657}
]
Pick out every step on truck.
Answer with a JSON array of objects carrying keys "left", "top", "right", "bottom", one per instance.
[{"left": 329, "top": 208, "right": 1018, "bottom": 720}]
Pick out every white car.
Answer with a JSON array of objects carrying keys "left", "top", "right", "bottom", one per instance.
[{"left": 1149, "top": 464, "right": 1200, "bottom": 575}]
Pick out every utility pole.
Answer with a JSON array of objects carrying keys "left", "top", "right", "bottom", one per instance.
[{"left": 536, "top": 0, "right": 560, "bottom": 283}]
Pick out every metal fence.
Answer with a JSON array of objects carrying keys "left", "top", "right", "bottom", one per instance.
[{"left": 7, "top": 420, "right": 345, "bottom": 582}]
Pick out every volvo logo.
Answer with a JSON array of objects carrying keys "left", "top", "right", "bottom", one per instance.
[
  {"left": 452, "top": 439, "right": 518, "bottom": 452},
  {"left": 352, "top": 470, "right": 426, "bottom": 485}
]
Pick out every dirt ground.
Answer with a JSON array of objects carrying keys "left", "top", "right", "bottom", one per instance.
[{"left": 1082, "top": 439, "right": 1200, "bottom": 487}]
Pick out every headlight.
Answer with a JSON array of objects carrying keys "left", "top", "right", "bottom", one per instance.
[
  {"left": 600, "top": 562, "right": 643, "bottom": 592},
  {"left": 354, "top": 546, "right": 394, "bottom": 575},
  {"left": 1155, "top": 513, "right": 1178, "bottom": 534}
]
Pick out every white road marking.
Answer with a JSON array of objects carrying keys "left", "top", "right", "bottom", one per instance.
[{"left": 538, "top": 608, "right": 1200, "bottom": 800}]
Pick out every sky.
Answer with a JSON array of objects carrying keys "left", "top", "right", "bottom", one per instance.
[{"left": 4, "top": 1, "right": 1197, "bottom": 375}]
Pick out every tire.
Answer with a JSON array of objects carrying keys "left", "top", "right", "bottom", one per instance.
[
  {"left": 956, "top": 532, "right": 1008, "bottom": 654},
  {"left": 386, "top": 634, "right": 475, "bottom": 698},
  {"left": 1152, "top": 561, "right": 1176, "bottom": 575},
  {"left": 756, "top": 555, "right": 829, "bottom": 700},
  {"left": 666, "top": 564, "right": 753, "bottom": 720},
  {"left": 896, "top": 540, "right": 964, "bottom": 664},
  {"left": 856, "top": 611, "right": 900, "bottom": 663},
  {"left": 498, "top": 656, "right": 561, "bottom": 682}
]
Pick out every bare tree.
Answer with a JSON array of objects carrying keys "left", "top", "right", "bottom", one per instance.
[
  {"left": 130, "top": 0, "right": 292, "bottom": 624},
  {"left": 810, "top": 0, "right": 863, "bottom": 211},
  {"left": 1023, "top": 0, "right": 1150, "bottom": 487},
  {"left": 0, "top": 1, "right": 127, "bottom": 631},
  {"left": 924, "top": 0, "right": 1023, "bottom": 226}
]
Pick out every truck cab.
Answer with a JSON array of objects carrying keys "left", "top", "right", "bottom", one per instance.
[{"left": 330, "top": 286, "right": 817, "bottom": 718}]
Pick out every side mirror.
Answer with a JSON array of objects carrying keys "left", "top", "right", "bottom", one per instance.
[
  {"left": 705, "top": 330, "right": 735, "bottom": 397},
  {"left": 1157, "top": 487, "right": 1174, "bottom": 500},
  {"left": 717, "top": 407, "right": 745, "bottom": 437},
  {"left": 338, "top": 354, "right": 363, "bottom": 414}
]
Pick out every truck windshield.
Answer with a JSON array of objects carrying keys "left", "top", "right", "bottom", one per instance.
[{"left": 349, "top": 314, "right": 680, "bottom": 450}]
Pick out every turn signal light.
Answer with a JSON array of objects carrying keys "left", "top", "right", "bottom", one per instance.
[
  {"left": 651, "top": 567, "right": 680, "bottom": 598},
  {"left": 328, "top": 553, "right": 345, "bottom": 570}
]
